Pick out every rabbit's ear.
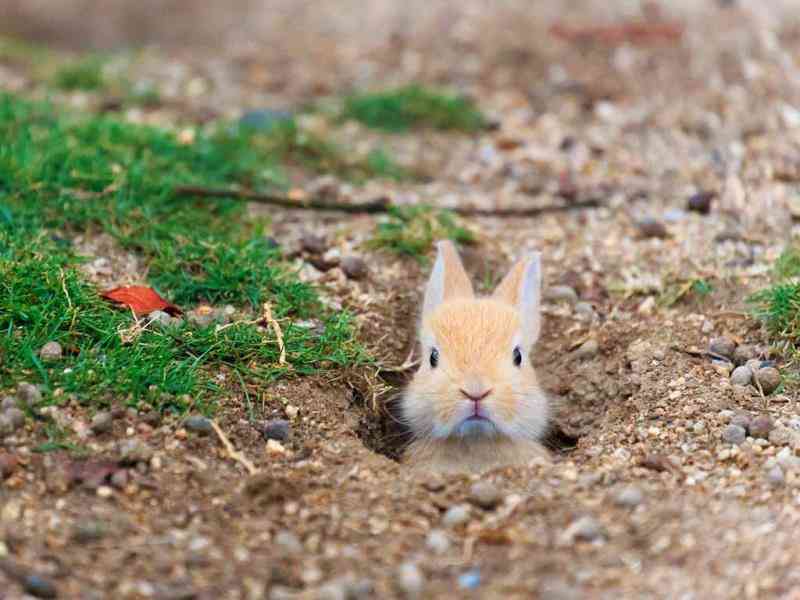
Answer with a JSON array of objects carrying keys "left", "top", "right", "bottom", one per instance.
[
  {"left": 493, "top": 252, "right": 542, "bottom": 343},
  {"left": 422, "top": 241, "right": 474, "bottom": 317}
]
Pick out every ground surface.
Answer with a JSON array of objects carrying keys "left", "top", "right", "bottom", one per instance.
[{"left": 3, "top": 1, "right": 800, "bottom": 599}]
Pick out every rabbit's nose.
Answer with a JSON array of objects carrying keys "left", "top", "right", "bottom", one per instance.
[{"left": 460, "top": 388, "right": 492, "bottom": 403}]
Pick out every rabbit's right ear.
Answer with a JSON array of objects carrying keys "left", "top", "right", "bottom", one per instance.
[{"left": 422, "top": 241, "right": 474, "bottom": 317}]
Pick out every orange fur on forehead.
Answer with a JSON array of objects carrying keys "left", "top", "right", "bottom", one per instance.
[{"left": 424, "top": 299, "right": 521, "bottom": 365}]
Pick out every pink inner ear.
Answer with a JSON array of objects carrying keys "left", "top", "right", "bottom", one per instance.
[{"left": 492, "top": 257, "right": 528, "bottom": 305}]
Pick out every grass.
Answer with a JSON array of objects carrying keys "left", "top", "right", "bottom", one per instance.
[
  {"left": 368, "top": 204, "right": 475, "bottom": 262},
  {"left": 342, "top": 84, "right": 486, "bottom": 133},
  {"left": 750, "top": 245, "right": 800, "bottom": 346},
  {"left": 53, "top": 55, "right": 106, "bottom": 91},
  {"left": 0, "top": 93, "right": 370, "bottom": 413}
]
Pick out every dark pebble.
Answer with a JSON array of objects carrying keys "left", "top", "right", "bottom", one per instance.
[
  {"left": 0, "top": 452, "right": 18, "bottom": 478},
  {"left": 635, "top": 217, "right": 669, "bottom": 239},
  {"left": 749, "top": 415, "right": 774, "bottom": 439},
  {"left": 184, "top": 416, "right": 213, "bottom": 435},
  {"left": 90, "top": 412, "right": 113, "bottom": 435},
  {"left": 732, "top": 344, "right": 756, "bottom": 366},
  {"left": 142, "top": 411, "right": 162, "bottom": 427},
  {"left": 687, "top": 191, "right": 715, "bottom": 214},
  {"left": 263, "top": 419, "right": 291, "bottom": 442},
  {"left": 709, "top": 336, "right": 736, "bottom": 360},
  {"left": 300, "top": 233, "right": 327, "bottom": 255},
  {"left": 341, "top": 256, "right": 368, "bottom": 280},
  {"left": 755, "top": 367, "right": 781, "bottom": 395},
  {"left": 23, "top": 574, "right": 58, "bottom": 599}
]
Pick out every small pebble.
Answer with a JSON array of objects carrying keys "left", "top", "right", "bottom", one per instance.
[
  {"left": 687, "top": 191, "right": 714, "bottom": 214},
  {"left": 777, "top": 447, "right": 800, "bottom": 470},
  {"left": 397, "top": 562, "right": 424, "bottom": 597},
  {"left": 39, "top": 341, "right": 63, "bottom": 361},
  {"left": 574, "top": 302, "right": 596, "bottom": 320},
  {"left": 745, "top": 359, "right": 763, "bottom": 373},
  {"left": 23, "top": 574, "right": 58, "bottom": 599},
  {"left": 544, "top": 285, "right": 578, "bottom": 305},
  {"left": 425, "top": 530, "right": 450, "bottom": 554},
  {"left": 613, "top": 486, "right": 643, "bottom": 508},
  {"left": 749, "top": 416, "right": 774, "bottom": 439},
  {"left": 148, "top": 310, "right": 173, "bottom": 327},
  {"left": 730, "top": 413, "right": 751, "bottom": 431},
  {"left": 16, "top": 382, "right": 42, "bottom": 406},
  {"left": 458, "top": 569, "right": 481, "bottom": 590},
  {"left": 730, "top": 366, "right": 752, "bottom": 386},
  {"left": 263, "top": 419, "right": 291, "bottom": 442},
  {"left": 285, "top": 405, "right": 299, "bottom": 419},
  {"left": 732, "top": 344, "right": 755, "bottom": 366},
  {"left": 266, "top": 439, "right": 287, "bottom": 455},
  {"left": 0, "top": 414, "right": 14, "bottom": 437},
  {"left": 0, "top": 452, "right": 18, "bottom": 478},
  {"left": 443, "top": 504, "right": 471, "bottom": 527},
  {"left": 340, "top": 256, "right": 368, "bottom": 280},
  {"left": 766, "top": 465, "right": 785, "bottom": 487},
  {"left": 274, "top": 530, "right": 302, "bottom": 554},
  {"left": 722, "top": 424, "right": 746, "bottom": 445},
  {"left": 184, "top": 416, "right": 213, "bottom": 435},
  {"left": 90, "top": 411, "right": 113, "bottom": 435},
  {"left": 754, "top": 367, "right": 781, "bottom": 394},
  {"left": 635, "top": 217, "right": 669, "bottom": 239},
  {"left": 0, "top": 396, "right": 16, "bottom": 411},
  {"left": 118, "top": 439, "right": 153, "bottom": 464},
  {"left": 72, "top": 520, "right": 107, "bottom": 544},
  {"left": 709, "top": 337, "right": 736, "bottom": 360},
  {"left": 468, "top": 481, "right": 502, "bottom": 510},
  {"left": 301, "top": 232, "right": 327, "bottom": 254},
  {"left": 5, "top": 407, "right": 25, "bottom": 430},
  {"left": 563, "top": 516, "right": 604, "bottom": 543},
  {"left": 573, "top": 339, "right": 599, "bottom": 360}
]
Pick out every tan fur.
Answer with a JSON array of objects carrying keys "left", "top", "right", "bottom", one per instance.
[{"left": 402, "top": 244, "right": 549, "bottom": 474}]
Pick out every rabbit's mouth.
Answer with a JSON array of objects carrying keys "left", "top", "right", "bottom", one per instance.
[{"left": 454, "top": 415, "right": 499, "bottom": 439}]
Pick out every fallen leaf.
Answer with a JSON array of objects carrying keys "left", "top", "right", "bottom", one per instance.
[
  {"left": 549, "top": 20, "right": 683, "bottom": 46},
  {"left": 101, "top": 286, "right": 181, "bottom": 316}
]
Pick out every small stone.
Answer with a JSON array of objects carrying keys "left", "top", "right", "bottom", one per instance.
[
  {"left": 340, "top": 256, "right": 368, "bottom": 280},
  {"left": 0, "top": 396, "right": 16, "bottom": 411},
  {"left": 732, "top": 344, "right": 755, "bottom": 366},
  {"left": 0, "top": 415, "right": 13, "bottom": 437},
  {"left": 766, "top": 465, "right": 785, "bottom": 486},
  {"left": 266, "top": 439, "right": 286, "bottom": 455},
  {"left": 0, "top": 452, "right": 19, "bottom": 478},
  {"left": 709, "top": 336, "right": 736, "bottom": 360},
  {"left": 263, "top": 419, "right": 291, "bottom": 441},
  {"left": 730, "top": 413, "right": 751, "bottom": 431},
  {"left": 574, "top": 302, "right": 596, "bottom": 320},
  {"left": 23, "top": 574, "right": 58, "bottom": 599},
  {"left": 635, "top": 217, "right": 669, "bottom": 239},
  {"left": 285, "top": 405, "right": 299, "bottom": 419},
  {"left": 573, "top": 339, "right": 599, "bottom": 360},
  {"left": 458, "top": 568, "right": 481, "bottom": 590},
  {"left": 421, "top": 477, "right": 445, "bottom": 492},
  {"left": 613, "top": 486, "right": 643, "bottom": 508},
  {"left": 39, "top": 341, "right": 63, "bottom": 361},
  {"left": 4, "top": 407, "right": 25, "bottom": 430},
  {"left": 118, "top": 439, "right": 153, "bottom": 464},
  {"left": 425, "top": 529, "right": 450, "bottom": 554},
  {"left": 722, "top": 424, "right": 746, "bottom": 445},
  {"left": 769, "top": 426, "right": 796, "bottom": 447},
  {"left": 687, "top": 191, "right": 714, "bottom": 214},
  {"left": 396, "top": 562, "right": 424, "bottom": 597},
  {"left": 110, "top": 469, "right": 128, "bottom": 489},
  {"left": 730, "top": 366, "right": 752, "bottom": 386},
  {"left": 712, "top": 359, "right": 733, "bottom": 377},
  {"left": 90, "top": 412, "right": 113, "bottom": 435},
  {"left": 749, "top": 416, "right": 774, "bottom": 439},
  {"left": 746, "top": 359, "right": 763, "bottom": 373},
  {"left": 754, "top": 367, "right": 781, "bottom": 395},
  {"left": 301, "top": 232, "right": 327, "bottom": 254},
  {"left": 562, "top": 516, "right": 604, "bottom": 543},
  {"left": 184, "top": 416, "right": 213, "bottom": 435},
  {"left": 443, "top": 504, "right": 471, "bottom": 527},
  {"left": 16, "top": 382, "right": 42, "bottom": 406},
  {"left": 468, "top": 481, "right": 502, "bottom": 510},
  {"left": 777, "top": 447, "right": 800, "bottom": 470},
  {"left": 544, "top": 285, "right": 578, "bottom": 304},
  {"left": 148, "top": 310, "right": 173, "bottom": 327},
  {"left": 274, "top": 530, "right": 302, "bottom": 554}
]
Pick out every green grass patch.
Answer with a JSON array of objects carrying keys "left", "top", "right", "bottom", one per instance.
[
  {"left": 368, "top": 205, "right": 475, "bottom": 262},
  {"left": 0, "top": 93, "right": 369, "bottom": 411},
  {"left": 53, "top": 55, "right": 107, "bottom": 91},
  {"left": 342, "top": 84, "right": 486, "bottom": 133},
  {"left": 750, "top": 245, "right": 800, "bottom": 349}
]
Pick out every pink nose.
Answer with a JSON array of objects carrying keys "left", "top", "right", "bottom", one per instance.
[{"left": 460, "top": 388, "right": 492, "bottom": 403}]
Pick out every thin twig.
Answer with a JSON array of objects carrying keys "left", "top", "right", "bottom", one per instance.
[
  {"left": 174, "top": 185, "right": 602, "bottom": 217},
  {"left": 262, "top": 302, "right": 286, "bottom": 365},
  {"left": 209, "top": 419, "right": 258, "bottom": 476}
]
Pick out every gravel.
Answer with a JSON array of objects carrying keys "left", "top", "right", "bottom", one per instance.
[
  {"left": 443, "top": 504, "right": 471, "bottom": 527},
  {"left": 722, "top": 424, "right": 746, "bottom": 445},
  {"left": 730, "top": 366, "right": 752, "bottom": 386},
  {"left": 90, "top": 411, "right": 113, "bottom": 435},
  {"left": 754, "top": 367, "right": 781, "bottom": 394},
  {"left": 468, "top": 481, "right": 502, "bottom": 509},
  {"left": 39, "top": 341, "right": 63, "bottom": 361},
  {"left": 184, "top": 416, "right": 213, "bottom": 435}
]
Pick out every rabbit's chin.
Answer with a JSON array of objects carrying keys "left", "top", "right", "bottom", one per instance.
[{"left": 452, "top": 416, "right": 500, "bottom": 439}]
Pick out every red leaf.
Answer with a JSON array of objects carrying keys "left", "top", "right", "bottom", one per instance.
[{"left": 101, "top": 286, "right": 181, "bottom": 316}]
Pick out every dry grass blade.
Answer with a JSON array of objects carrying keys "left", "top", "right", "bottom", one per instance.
[
  {"left": 262, "top": 302, "right": 286, "bottom": 365},
  {"left": 210, "top": 419, "right": 258, "bottom": 476}
]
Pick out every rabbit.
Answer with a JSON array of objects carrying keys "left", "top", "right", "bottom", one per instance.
[{"left": 402, "top": 240, "right": 550, "bottom": 474}]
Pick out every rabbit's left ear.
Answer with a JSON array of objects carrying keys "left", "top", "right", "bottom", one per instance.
[{"left": 493, "top": 252, "right": 542, "bottom": 344}]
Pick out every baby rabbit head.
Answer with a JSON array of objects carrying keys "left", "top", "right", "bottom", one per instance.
[{"left": 403, "top": 240, "right": 549, "bottom": 445}]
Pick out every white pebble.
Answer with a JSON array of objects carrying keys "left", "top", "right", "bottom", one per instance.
[{"left": 397, "top": 562, "right": 425, "bottom": 597}]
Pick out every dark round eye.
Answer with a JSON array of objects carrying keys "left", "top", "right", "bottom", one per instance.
[
  {"left": 513, "top": 346, "right": 522, "bottom": 367},
  {"left": 429, "top": 347, "right": 439, "bottom": 368}
]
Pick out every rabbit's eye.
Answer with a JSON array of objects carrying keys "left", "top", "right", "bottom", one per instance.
[
  {"left": 513, "top": 346, "right": 522, "bottom": 367},
  {"left": 429, "top": 347, "right": 439, "bottom": 368}
]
